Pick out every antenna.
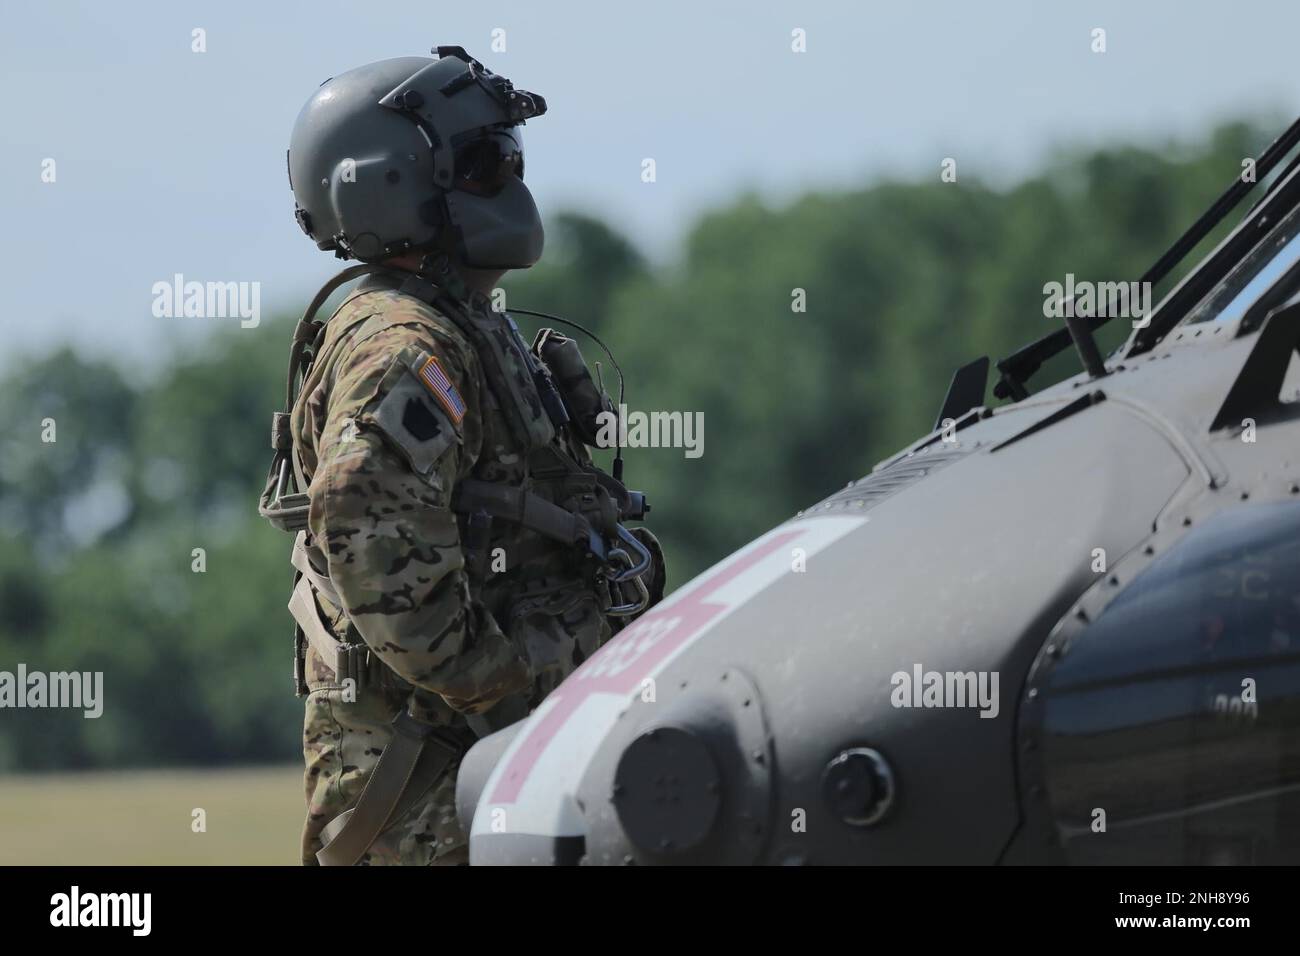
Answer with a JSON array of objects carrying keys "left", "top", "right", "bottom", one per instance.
[{"left": 1063, "top": 300, "right": 1108, "bottom": 379}]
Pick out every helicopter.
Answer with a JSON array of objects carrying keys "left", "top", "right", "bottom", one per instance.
[{"left": 456, "top": 115, "right": 1300, "bottom": 865}]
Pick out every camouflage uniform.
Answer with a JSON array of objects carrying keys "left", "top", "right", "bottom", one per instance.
[{"left": 291, "top": 274, "right": 615, "bottom": 865}]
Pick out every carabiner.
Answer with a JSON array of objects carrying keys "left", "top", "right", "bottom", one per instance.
[
  {"left": 609, "top": 524, "right": 652, "bottom": 583},
  {"left": 605, "top": 549, "right": 651, "bottom": 617}
]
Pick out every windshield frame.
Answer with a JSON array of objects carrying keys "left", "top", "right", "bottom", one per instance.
[{"left": 1179, "top": 200, "right": 1300, "bottom": 329}]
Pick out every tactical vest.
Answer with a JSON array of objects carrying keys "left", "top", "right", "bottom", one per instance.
[{"left": 258, "top": 263, "right": 654, "bottom": 709}]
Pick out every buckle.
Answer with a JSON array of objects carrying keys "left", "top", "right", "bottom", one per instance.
[
  {"left": 259, "top": 457, "right": 311, "bottom": 532},
  {"left": 336, "top": 643, "right": 371, "bottom": 691},
  {"left": 392, "top": 706, "right": 435, "bottom": 741},
  {"left": 392, "top": 706, "right": 472, "bottom": 756}
]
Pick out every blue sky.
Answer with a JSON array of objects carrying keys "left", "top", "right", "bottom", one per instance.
[{"left": 3, "top": 0, "right": 1298, "bottom": 368}]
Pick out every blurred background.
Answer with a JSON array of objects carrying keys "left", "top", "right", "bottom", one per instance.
[{"left": 1, "top": 1, "right": 1297, "bottom": 863}]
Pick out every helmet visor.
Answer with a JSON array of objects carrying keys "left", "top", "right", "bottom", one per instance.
[{"left": 453, "top": 128, "right": 525, "bottom": 197}]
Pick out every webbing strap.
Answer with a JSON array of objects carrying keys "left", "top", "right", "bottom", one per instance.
[
  {"left": 397, "top": 271, "right": 557, "bottom": 452},
  {"left": 285, "top": 264, "right": 385, "bottom": 410},
  {"left": 316, "top": 710, "right": 467, "bottom": 866},
  {"left": 267, "top": 265, "right": 394, "bottom": 521},
  {"left": 453, "top": 478, "right": 600, "bottom": 556},
  {"left": 288, "top": 576, "right": 374, "bottom": 690},
  {"left": 288, "top": 576, "right": 345, "bottom": 677},
  {"left": 291, "top": 531, "right": 342, "bottom": 606}
]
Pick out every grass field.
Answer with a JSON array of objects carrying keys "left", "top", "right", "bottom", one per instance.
[{"left": 0, "top": 766, "right": 305, "bottom": 865}]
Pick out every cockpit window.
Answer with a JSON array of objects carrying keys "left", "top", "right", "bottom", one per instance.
[
  {"left": 1182, "top": 202, "right": 1300, "bottom": 326},
  {"left": 1054, "top": 500, "right": 1300, "bottom": 688},
  {"left": 1033, "top": 499, "right": 1300, "bottom": 865}
]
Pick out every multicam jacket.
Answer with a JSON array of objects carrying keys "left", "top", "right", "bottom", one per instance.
[
  {"left": 284, "top": 271, "right": 645, "bottom": 864},
  {"left": 291, "top": 273, "right": 616, "bottom": 711}
]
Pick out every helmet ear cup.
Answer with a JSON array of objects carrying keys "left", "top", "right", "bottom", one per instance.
[
  {"left": 326, "top": 154, "right": 435, "bottom": 260},
  {"left": 289, "top": 57, "right": 441, "bottom": 259}
]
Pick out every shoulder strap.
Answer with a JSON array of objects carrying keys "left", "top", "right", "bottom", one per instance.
[
  {"left": 284, "top": 264, "right": 385, "bottom": 410},
  {"left": 316, "top": 709, "right": 471, "bottom": 866},
  {"left": 258, "top": 265, "right": 397, "bottom": 533},
  {"left": 396, "top": 272, "right": 561, "bottom": 453}
]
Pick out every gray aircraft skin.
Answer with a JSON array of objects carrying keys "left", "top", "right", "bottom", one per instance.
[{"left": 457, "top": 119, "right": 1300, "bottom": 865}]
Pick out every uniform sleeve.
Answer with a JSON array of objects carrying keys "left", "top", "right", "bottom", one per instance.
[{"left": 307, "top": 324, "right": 531, "bottom": 714}]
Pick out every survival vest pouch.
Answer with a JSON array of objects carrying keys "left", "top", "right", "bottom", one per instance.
[{"left": 532, "top": 328, "right": 615, "bottom": 447}]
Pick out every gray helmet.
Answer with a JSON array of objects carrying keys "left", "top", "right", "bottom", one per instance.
[{"left": 287, "top": 46, "right": 547, "bottom": 269}]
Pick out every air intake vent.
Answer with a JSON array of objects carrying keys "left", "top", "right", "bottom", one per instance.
[{"left": 803, "top": 441, "right": 979, "bottom": 516}]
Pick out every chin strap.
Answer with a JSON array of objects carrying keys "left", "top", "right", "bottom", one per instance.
[{"left": 417, "top": 251, "right": 475, "bottom": 304}]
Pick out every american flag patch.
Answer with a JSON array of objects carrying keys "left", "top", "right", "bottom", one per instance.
[{"left": 417, "top": 355, "right": 467, "bottom": 425}]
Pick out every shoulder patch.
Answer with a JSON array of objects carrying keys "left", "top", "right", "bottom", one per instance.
[
  {"left": 417, "top": 355, "right": 467, "bottom": 426},
  {"left": 368, "top": 356, "right": 464, "bottom": 477}
]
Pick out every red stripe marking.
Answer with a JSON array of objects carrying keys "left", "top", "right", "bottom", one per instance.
[{"left": 488, "top": 528, "right": 804, "bottom": 804}]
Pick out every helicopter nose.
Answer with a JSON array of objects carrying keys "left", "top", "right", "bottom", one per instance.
[
  {"left": 612, "top": 725, "right": 722, "bottom": 854},
  {"left": 600, "top": 668, "right": 775, "bottom": 863},
  {"left": 456, "top": 720, "right": 525, "bottom": 834}
]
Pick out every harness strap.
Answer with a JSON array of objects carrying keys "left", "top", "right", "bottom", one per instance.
[
  {"left": 316, "top": 709, "right": 471, "bottom": 866},
  {"left": 396, "top": 270, "right": 559, "bottom": 451},
  {"left": 285, "top": 264, "right": 384, "bottom": 409},
  {"left": 452, "top": 478, "right": 604, "bottom": 560},
  {"left": 261, "top": 265, "right": 394, "bottom": 534},
  {"left": 287, "top": 576, "right": 371, "bottom": 690},
  {"left": 291, "top": 531, "right": 342, "bottom": 606}
]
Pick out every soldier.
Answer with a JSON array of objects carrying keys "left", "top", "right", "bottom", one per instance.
[{"left": 259, "top": 47, "right": 664, "bottom": 865}]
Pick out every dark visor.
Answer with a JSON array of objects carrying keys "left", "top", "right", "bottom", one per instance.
[{"left": 453, "top": 128, "right": 524, "bottom": 195}]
